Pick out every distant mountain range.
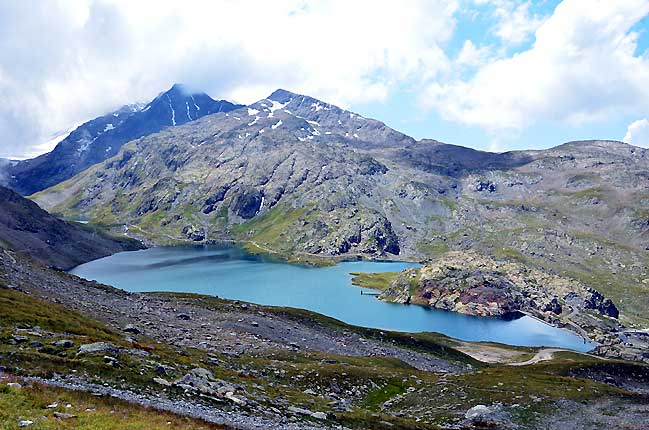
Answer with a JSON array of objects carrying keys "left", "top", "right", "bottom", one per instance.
[{"left": 3, "top": 84, "right": 243, "bottom": 195}]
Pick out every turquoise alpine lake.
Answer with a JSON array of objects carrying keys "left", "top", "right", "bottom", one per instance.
[{"left": 70, "top": 246, "right": 593, "bottom": 352}]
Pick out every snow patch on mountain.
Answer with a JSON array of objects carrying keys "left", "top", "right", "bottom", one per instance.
[
  {"left": 268, "top": 100, "right": 289, "bottom": 118},
  {"left": 166, "top": 95, "right": 176, "bottom": 126}
]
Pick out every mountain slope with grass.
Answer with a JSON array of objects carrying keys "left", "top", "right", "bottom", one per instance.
[{"left": 0, "top": 186, "right": 142, "bottom": 270}]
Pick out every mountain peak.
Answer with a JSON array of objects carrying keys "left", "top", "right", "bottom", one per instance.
[
  {"left": 6, "top": 84, "right": 242, "bottom": 195},
  {"left": 167, "top": 83, "right": 189, "bottom": 94},
  {"left": 268, "top": 88, "right": 299, "bottom": 103},
  {"left": 163, "top": 83, "right": 210, "bottom": 98}
]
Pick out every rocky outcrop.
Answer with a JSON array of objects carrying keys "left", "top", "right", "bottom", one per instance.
[
  {"left": 380, "top": 251, "right": 623, "bottom": 343},
  {"left": 232, "top": 189, "right": 263, "bottom": 219},
  {"left": 385, "top": 265, "right": 525, "bottom": 317},
  {"left": 173, "top": 368, "right": 248, "bottom": 405},
  {"left": 585, "top": 288, "right": 620, "bottom": 318},
  {"left": 544, "top": 297, "right": 563, "bottom": 315},
  {"left": 182, "top": 225, "right": 205, "bottom": 241},
  {"left": 303, "top": 210, "right": 400, "bottom": 257},
  {"left": 202, "top": 186, "right": 230, "bottom": 214}
]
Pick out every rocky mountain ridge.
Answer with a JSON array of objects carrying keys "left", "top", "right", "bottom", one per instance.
[{"left": 4, "top": 84, "right": 243, "bottom": 195}]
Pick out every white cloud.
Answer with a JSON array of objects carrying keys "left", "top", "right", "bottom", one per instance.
[
  {"left": 456, "top": 40, "right": 491, "bottom": 67},
  {"left": 424, "top": 0, "right": 649, "bottom": 134},
  {"left": 0, "top": 0, "right": 459, "bottom": 159},
  {"left": 624, "top": 118, "right": 649, "bottom": 148},
  {"left": 491, "top": 1, "right": 546, "bottom": 46}
]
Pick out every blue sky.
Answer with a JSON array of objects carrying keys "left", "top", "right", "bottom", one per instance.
[
  {"left": 355, "top": 90, "right": 641, "bottom": 152},
  {"left": 1, "top": 0, "right": 649, "bottom": 158},
  {"left": 354, "top": 0, "right": 649, "bottom": 152}
]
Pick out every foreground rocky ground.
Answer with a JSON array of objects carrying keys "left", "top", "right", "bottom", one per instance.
[{"left": 2, "top": 249, "right": 649, "bottom": 429}]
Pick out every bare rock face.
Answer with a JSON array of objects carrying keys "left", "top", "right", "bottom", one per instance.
[
  {"left": 585, "top": 288, "right": 620, "bottom": 318},
  {"left": 394, "top": 267, "right": 525, "bottom": 317},
  {"left": 232, "top": 189, "right": 263, "bottom": 219}
]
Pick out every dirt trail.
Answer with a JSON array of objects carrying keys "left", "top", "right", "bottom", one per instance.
[
  {"left": 509, "top": 348, "right": 563, "bottom": 366},
  {"left": 509, "top": 348, "right": 607, "bottom": 366}
]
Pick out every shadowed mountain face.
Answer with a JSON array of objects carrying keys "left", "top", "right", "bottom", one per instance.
[
  {"left": 32, "top": 89, "right": 649, "bottom": 324},
  {"left": 0, "top": 186, "right": 142, "bottom": 270},
  {"left": 4, "top": 84, "right": 243, "bottom": 196}
]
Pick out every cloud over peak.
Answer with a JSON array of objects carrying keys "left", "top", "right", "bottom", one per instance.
[{"left": 0, "top": 0, "right": 458, "bottom": 158}]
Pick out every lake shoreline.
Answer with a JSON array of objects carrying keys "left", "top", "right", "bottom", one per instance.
[{"left": 69, "top": 245, "right": 594, "bottom": 352}]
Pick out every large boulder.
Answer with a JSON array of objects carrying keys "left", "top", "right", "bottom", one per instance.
[
  {"left": 173, "top": 367, "right": 241, "bottom": 402},
  {"left": 465, "top": 404, "right": 492, "bottom": 420},
  {"left": 77, "top": 342, "right": 119, "bottom": 356}
]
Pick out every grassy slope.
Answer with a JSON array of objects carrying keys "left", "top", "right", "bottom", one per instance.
[
  {"left": 0, "top": 383, "right": 225, "bottom": 430},
  {"left": 350, "top": 272, "right": 399, "bottom": 291}
]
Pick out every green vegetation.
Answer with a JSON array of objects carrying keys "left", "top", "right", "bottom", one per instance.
[
  {"left": 494, "top": 246, "right": 527, "bottom": 262},
  {"left": 565, "top": 186, "right": 607, "bottom": 200},
  {"left": 416, "top": 241, "right": 450, "bottom": 256},
  {"left": 0, "top": 383, "right": 224, "bottom": 430},
  {"left": 631, "top": 208, "right": 649, "bottom": 221},
  {"left": 0, "top": 288, "right": 118, "bottom": 341},
  {"left": 232, "top": 204, "right": 307, "bottom": 253},
  {"left": 350, "top": 271, "right": 399, "bottom": 291},
  {"left": 439, "top": 197, "right": 458, "bottom": 211},
  {"left": 362, "top": 382, "right": 408, "bottom": 410},
  {"left": 137, "top": 208, "right": 167, "bottom": 231}
]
